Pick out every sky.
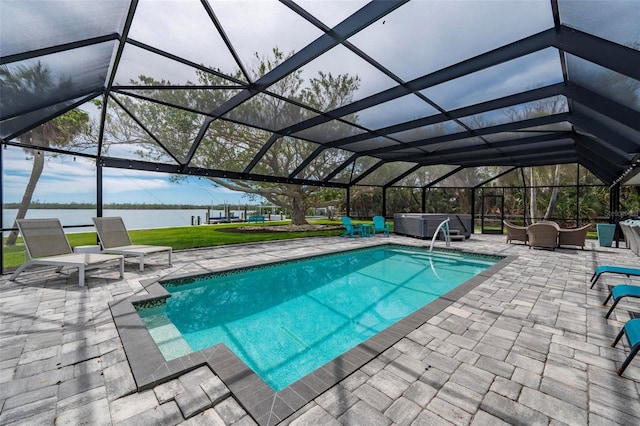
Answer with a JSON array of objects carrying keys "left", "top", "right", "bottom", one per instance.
[{"left": 2, "top": 147, "right": 253, "bottom": 206}]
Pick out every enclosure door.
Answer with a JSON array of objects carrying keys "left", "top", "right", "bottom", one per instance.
[{"left": 481, "top": 195, "right": 504, "bottom": 234}]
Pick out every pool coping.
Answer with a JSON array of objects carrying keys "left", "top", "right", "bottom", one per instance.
[{"left": 110, "top": 245, "right": 516, "bottom": 426}]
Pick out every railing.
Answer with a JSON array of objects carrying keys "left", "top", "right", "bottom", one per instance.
[{"left": 429, "top": 218, "right": 451, "bottom": 252}]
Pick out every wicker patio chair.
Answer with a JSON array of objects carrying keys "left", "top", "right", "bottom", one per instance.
[
  {"left": 527, "top": 222, "right": 559, "bottom": 250},
  {"left": 503, "top": 220, "right": 528, "bottom": 245},
  {"left": 558, "top": 223, "right": 592, "bottom": 250}
]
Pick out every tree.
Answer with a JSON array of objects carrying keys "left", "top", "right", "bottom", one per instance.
[
  {"left": 101, "top": 48, "right": 360, "bottom": 225},
  {"left": 504, "top": 96, "right": 567, "bottom": 223},
  {"left": 1, "top": 63, "right": 90, "bottom": 245}
]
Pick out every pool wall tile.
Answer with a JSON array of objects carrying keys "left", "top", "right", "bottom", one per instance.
[{"left": 113, "top": 244, "right": 514, "bottom": 425}]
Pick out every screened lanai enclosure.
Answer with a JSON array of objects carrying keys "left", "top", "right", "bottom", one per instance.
[{"left": 1, "top": 0, "right": 639, "bottom": 270}]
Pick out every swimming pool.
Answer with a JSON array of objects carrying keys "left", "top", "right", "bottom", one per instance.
[{"left": 137, "top": 245, "right": 499, "bottom": 391}]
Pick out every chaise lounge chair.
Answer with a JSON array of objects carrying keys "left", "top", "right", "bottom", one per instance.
[
  {"left": 93, "top": 217, "right": 172, "bottom": 271},
  {"left": 372, "top": 216, "right": 390, "bottom": 236},
  {"left": 340, "top": 216, "right": 362, "bottom": 238},
  {"left": 612, "top": 318, "right": 640, "bottom": 376},
  {"left": 10, "top": 218, "right": 124, "bottom": 287},
  {"left": 603, "top": 284, "right": 640, "bottom": 318},
  {"left": 590, "top": 265, "right": 640, "bottom": 289}
]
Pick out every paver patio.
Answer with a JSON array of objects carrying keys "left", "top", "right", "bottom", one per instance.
[{"left": 1, "top": 233, "right": 639, "bottom": 425}]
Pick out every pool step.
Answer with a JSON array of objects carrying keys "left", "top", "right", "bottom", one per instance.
[
  {"left": 435, "top": 229, "right": 466, "bottom": 241},
  {"left": 148, "top": 323, "right": 192, "bottom": 360}
]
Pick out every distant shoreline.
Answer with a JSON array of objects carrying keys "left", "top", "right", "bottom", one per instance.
[{"left": 3, "top": 203, "right": 253, "bottom": 210}]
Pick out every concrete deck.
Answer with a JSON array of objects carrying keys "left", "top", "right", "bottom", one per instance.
[{"left": 1, "top": 233, "right": 639, "bottom": 425}]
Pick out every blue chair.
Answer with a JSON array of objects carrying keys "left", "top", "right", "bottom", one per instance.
[
  {"left": 372, "top": 216, "right": 390, "bottom": 236},
  {"left": 612, "top": 318, "right": 640, "bottom": 376},
  {"left": 340, "top": 216, "right": 362, "bottom": 238},
  {"left": 590, "top": 265, "right": 640, "bottom": 289},
  {"left": 604, "top": 284, "right": 640, "bottom": 318}
]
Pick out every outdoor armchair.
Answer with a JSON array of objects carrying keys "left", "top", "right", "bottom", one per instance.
[
  {"left": 527, "top": 222, "right": 559, "bottom": 250},
  {"left": 340, "top": 216, "right": 362, "bottom": 238},
  {"left": 10, "top": 218, "right": 124, "bottom": 287},
  {"left": 503, "top": 220, "right": 528, "bottom": 245},
  {"left": 372, "top": 216, "right": 390, "bottom": 236},
  {"left": 557, "top": 223, "right": 592, "bottom": 250},
  {"left": 93, "top": 217, "right": 172, "bottom": 271}
]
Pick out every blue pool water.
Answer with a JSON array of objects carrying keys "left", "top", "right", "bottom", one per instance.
[{"left": 138, "top": 245, "right": 498, "bottom": 391}]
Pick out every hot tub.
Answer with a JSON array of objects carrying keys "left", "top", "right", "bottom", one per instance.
[{"left": 393, "top": 213, "right": 472, "bottom": 239}]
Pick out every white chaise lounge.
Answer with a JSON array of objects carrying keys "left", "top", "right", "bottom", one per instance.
[{"left": 10, "top": 218, "right": 124, "bottom": 287}]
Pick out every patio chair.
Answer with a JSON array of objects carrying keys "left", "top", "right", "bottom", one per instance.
[
  {"left": 503, "top": 220, "right": 527, "bottom": 245},
  {"left": 619, "top": 221, "right": 636, "bottom": 252},
  {"left": 527, "top": 222, "right": 559, "bottom": 250},
  {"left": 590, "top": 265, "right": 640, "bottom": 288},
  {"left": 372, "top": 216, "right": 390, "bottom": 236},
  {"left": 557, "top": 223, "right": 592, "bottom": 250},
  {"left": 93, "top": 217, "right": 172, "bottom": 271},
  {"left": 9, "top": 218, "right": 124, "bottom": 287},
  {"left": 632, "top": 225, "right": 640, "bottom": 256},
  {"left": 622, "top": 221, "right": 640, "bottom": 256},
  {"left": 603, "top": 284, "right": 640, "bottom": 318},
  {"left": 340, "top": 216, "right": 362, "bottom": 238},
  {"left": 611, "top": 318, "right": 640, "bottom": 376}
]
